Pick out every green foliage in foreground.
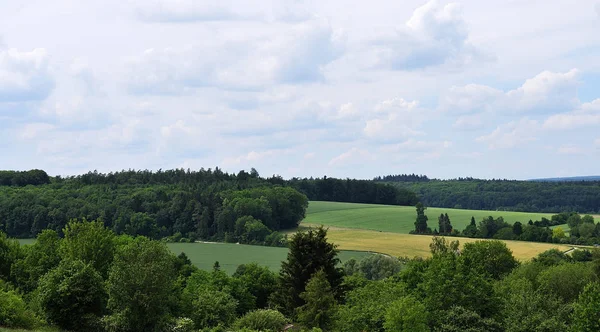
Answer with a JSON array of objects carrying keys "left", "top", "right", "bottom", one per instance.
[{"left": 5, "top": 220, "right": 600, "bottom": 332}]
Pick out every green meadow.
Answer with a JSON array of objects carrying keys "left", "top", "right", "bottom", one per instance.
[
  {"left": 302, "top": 201, "right": 555, "bottom": 233},
  {"left": 15, "top": 239, "right": 371, "bottom": 275}
]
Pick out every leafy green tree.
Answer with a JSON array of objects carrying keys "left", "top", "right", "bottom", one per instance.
[
  {"left": 275, "top": 227, "right": 344, "bottom": 315},
  {"left": 463, "top": 217, "right": 478, "bottom": 237},
  {"left": 512, "top": 221, "right": 523, "bottom": 236},
  {"left": 421, "top": 241, "right": 498, "bottom": 323},
  {"left": 383, "top": 296, "right": 428, "bottom": 332},
  {"left": 567, "top": 214, "right": 582, "bottom": 228},
  {"left": 297, "top": 270, "right": 337, "bottom": 330},
  {"left": 413, "top": 203, "right": 429, "bottom": 234},
  {"left": 536, "top": 263, "right": 597, "bottom": 303},
  {"left": 572, "top": 282, "right": 600, "bottom": 332},
  {"left": 234, "top": 263, "right": 277, "bottom": 309},
  {"left": 187, "top": 289, "right": 238, "bottom": 329},
  {"left": 435, "top": 306, "right": 502, "bottom": 332},
  {"left": 335, "top": 280, "right": 406, "bottom": 332},
  {"left": 578, "top": 222, "right": 596, "bottom": 238},
  {"left": 552, "top": 227, "right": 566, "bottom": 240},
  {"left": 105, "top": 238, "right": 177, "bottom": 331},
  {"left": 460, "top": 240, "right": 518, "bottom": 280},
  {"left": 233, "top": 309, "right": 288, "bottom": 332},
  {"left": 60, "top": 219, "right": 116, "bottom": 278},
  {"left": 37, "top": 260, "right": 106, "bottom": 331},
  {"left": 343, "top": 254, "right": 402, "bottom": 281},
  {"left": 11, "top": 229, "right": 61, "bottom": 292},
  {"left": 0, "top": 231, "right": 22, "bottom": 283},
  {"left": 532, "top": 249, "right": 572, "bottom": 266},
  {"left": 0, "top": 289, "right": 38, "bottom": 329},
  {"left": 496, "top": 277, "right": 570, "bottom": 332},
  {"left": 582, "top": 215, "right": 595, "bottom": 224}
]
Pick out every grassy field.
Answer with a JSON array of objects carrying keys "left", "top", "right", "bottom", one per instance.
[
  {"left": 167, "top": 242, "right": 371, "bottom": 274},
  {"left": 323, "top": 228, "right": 571, "bottom": 261},
  {"left": 303, "top": 201, "right": 556, "bottom": 234},
  {"left": 15, "top": 239, "right": 371, "bottom": 274}
]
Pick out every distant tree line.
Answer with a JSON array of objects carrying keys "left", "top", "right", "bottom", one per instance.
[
  {"left": 374, "top": 173, "right": 430, "bottom": 182},
  {"left": 0, "top": 168, "right": 416, "bottom": 241},
  {"left": 382, "top": 177, "right": 600, "bottom": 213},
  {"left": 0, "top": 170, "right": 50, "bottom": 187}
]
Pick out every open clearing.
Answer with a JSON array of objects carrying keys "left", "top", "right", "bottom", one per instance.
[
  {"left": 322, "top": 228, "right": 572, "bottom": 261},
  {"left": 303, "top": 201, "right": 557, "bottom": 234},
  {"left": 15, "top": 239, "right": 371, "bottom": 274},
  {"left": 167, "top": 242, "right": 371, "bottom": 273}
]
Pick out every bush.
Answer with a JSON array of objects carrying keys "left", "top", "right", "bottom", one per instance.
[
  {"left": 233, "top": 309, "right": 288, "bottom": 331},
  {"left": 37, "top": 260, "right": 106, "bottom": 331},
  {"left": 0, "top": 289, "right": 38, "bottom": 329},
  {"left": 172, "top": 317, "right": 195, "bottom": 332}
]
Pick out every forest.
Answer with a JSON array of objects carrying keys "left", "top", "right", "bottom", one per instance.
[
  {"left": 2, "top": 222, "right": 600, "bottom": 332},
  {"left": 378, "top": 175, "right": 600, "bottom": 213},
  {"left": 0, "top": 169, "right": 417, "bottom": 241}
]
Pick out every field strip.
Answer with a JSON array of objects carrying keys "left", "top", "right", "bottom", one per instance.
[{"left": 320, "top": 228, "right": 572, "bottom": 261}]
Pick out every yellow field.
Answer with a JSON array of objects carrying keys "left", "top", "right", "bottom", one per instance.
[{"left": 320, "top": 227, "right": 572, "bottom": 261}]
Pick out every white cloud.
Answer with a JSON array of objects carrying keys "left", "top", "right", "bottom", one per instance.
[
  {"left": 476, "top": 118, "right": 538, "bottom": 149},
  {"left": 222, "top": 149, "right": 292, "bottom": 167},
  {"left": 328, "top": 147, "right": 373, "bottom": 166},
  {"left": 19, "top": 123, "right": 55, "bottom": 140},
  {"left": 441, "top": 69, "right": 581, "bottom": 114},
  {"left": 371, "top": 0, "right": 488, "bottom": 70},
  {"left": 596, "top": 3, "right": 600, "bottom": 18},
  {"left": 0, "top": 48, "right": 54, "bottom": 102},
  {"left": 126, "top": 17, "right": 344, "bottom": 93},
  {"left": 380, "top": 139, "right": 452, "bottom": 153},
  {"left": 557, "top": 144, "right": 584, "bottom": 155},
  {"left": 135, "top": 0, "right": 264, "bottom": 22},
  {"left": 363, "top": 98, "right": 424, "bottom": 141},
  {"left": 453, "top": 114, "right": 484, "bottom": 130},
  {"left": 543, "top": 99, "right": 600, "bottom": 130}
]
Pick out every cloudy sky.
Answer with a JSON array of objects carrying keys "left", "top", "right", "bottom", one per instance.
[{"left": 1, "top": 0, "right": 600, "bottom": 180}]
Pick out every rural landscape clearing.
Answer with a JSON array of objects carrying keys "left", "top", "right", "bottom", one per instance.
[{"left": 3, "top": 0, "right": 600, "bottom": 331}]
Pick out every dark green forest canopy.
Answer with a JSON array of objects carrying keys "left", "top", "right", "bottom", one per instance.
[
  {"left": 0, "top": 168, "right": 416, "bottom": 239},
  {"left": 377, "top": 175, "right": 600, "bottom": 213}
]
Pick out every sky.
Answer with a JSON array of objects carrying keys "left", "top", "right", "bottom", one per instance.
[{"left": 1, "top": 0, "right": 600, "bottom": 180}]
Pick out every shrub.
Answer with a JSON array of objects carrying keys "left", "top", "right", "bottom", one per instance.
[
  {"left": 37, "top": 260, "right": 106, "bottom": 331},
  {"left": 233, "top": 309, "right": 288, "bottom": 331},
  {"left": 0, "top": 289, "right": 38, "bottom": 329}
]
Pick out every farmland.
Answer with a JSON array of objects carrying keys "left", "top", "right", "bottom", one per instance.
[
  {"left": 322, "top": 228, "right": 571, "bottom": 261},
  {"left": 16, "top": 239, "right": 371, "bottom": 274},
  {"left": 166, "top": 242, "right": 371, "bottom": 274},
  {"left": 302, "top": 201, "right": 556, "bottom": 234}
]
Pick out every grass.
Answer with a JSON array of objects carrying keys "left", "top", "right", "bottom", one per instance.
[
  {"left": 322, "top": 228, "right": 572, "bottom": 261},
  {"left": 167, "top": 242, "right": 372, "bottom": 274},
  {"left": 15, "top": 239, "right": 371, "bottom": 275},
  {"left": 303, "top": 201, "right": 557, "bottom": 234}
]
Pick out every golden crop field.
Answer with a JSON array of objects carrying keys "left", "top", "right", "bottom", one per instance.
[{"left": 317, "top": 227, "right": 572, "bottom": 261}]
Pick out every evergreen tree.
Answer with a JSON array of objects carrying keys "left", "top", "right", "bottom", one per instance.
[
  {"left": 414, "top": 203, "right": 429, "bottom": 234},
  {"left": 462, "top": 217, "right": 478, "bottom": 238},
  {"left": 438, "top": 213, "right": 453, "bottom": 234},
  {"left": 296, "top": 270, "right": 337, "bottom": 330},
  {"left": 275, "top": 227, "right": 344, "bottom": 316}
]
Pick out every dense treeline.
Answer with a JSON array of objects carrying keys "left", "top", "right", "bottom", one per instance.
[
  {"left": 3, "top": 222, "right": 600, "bottom": 331},
  {"left": 0, "top": 168, "right": 415, "bottom": 240},
  {"left": 0, "top": 170, "right": 50, "bottom": 187},
  {"left": 374, "top": 173, "right": 430, "bottom": 182},
  {"left": 288, "top": 176, "right": 418, "bottom": 206},
  {"left": 386, "top": 178, "right": 600, "bottom": 213}
]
